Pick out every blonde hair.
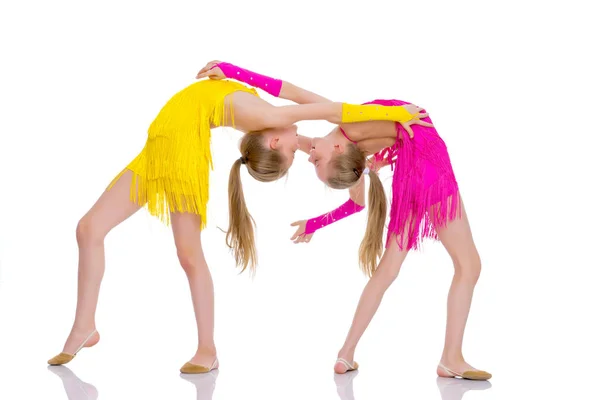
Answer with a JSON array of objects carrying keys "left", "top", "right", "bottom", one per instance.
[
  {"left": 227, "top": 133, "right": 288, "bottom": 274},
  {"left": 329, "top": 144, "right": 387, "bottom": 277}
]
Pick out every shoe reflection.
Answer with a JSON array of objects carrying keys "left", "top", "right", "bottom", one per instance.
[
  {"left": 47, "top": 365, "right": 98, "bottom": 400},
  {"left": 334, "top": 370, "right": 359, "bottom": 400},
  {"left": 180, "top": 370, "right": 219, "bottom": 400},
  {"left": 333, "top": 371, "right": 492, "bottom": 400},
  {"left": 436, "top": 377, "right": 492, "bottom": 400}
]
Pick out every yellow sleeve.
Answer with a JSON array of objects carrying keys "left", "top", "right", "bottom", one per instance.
[{"left": 341, "top": 103, "right": 414, "bottom": 124}]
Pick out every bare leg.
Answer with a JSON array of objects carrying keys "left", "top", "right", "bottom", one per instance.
[
  {"left": 60, "top": 170, "right": 142, "bottom": 354},
  {"left": 335, "top": 236, "right": 409, "bottom": 373},
  {"left": 171, "top": 212, "right": 217, "bottom": 368},
  {"left": 435, "top": 200, "right": 486, "bottom": 376}
]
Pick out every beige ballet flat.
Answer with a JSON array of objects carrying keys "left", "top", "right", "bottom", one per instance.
[
  {"left": 180, "top": 358, "right": 219, "bottom": 374},
  {"left": 335, "top": 358, "right": 359, "bottom": 374},
  {"left": 48, "top": 330, "right": 98, "bottom": 366},
  {"left": 438, "top": 363, "right": 492, "bottom": 381}
]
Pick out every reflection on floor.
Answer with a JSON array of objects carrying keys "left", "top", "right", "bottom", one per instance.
[
  {"left": 180, "top": 370, "right": 219, "bottom": 400},
  {"left": 47, "top": 364, "right": 492, "bottom": 400},
  {"left": 333, "top": 370, "right": 492, "bottom": 400},
  {"left": 47, "top": 366, "right": 98, "bottom": 400},
  {"left": 48, "top": 366, "right": 221, "bottom": 400}
]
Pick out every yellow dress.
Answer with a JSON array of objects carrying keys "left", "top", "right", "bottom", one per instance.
[{"left": 108, "top": 79, "right": 258, "bottom": 228}]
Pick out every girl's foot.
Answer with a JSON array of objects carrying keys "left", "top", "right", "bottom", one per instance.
[
  {"left": 437, "top": 359, "right": 491, "bottom": 380},
  {"left": 189, "top": 347, "right": 217, "bottom": 367},
  {"left": 180, "top": 347, "right": 218, "bottom": 374},
  {"left": 48, "top": 329, "right": 100, "bottom": 365},
  {"left": 334, "top": 349, "right": 358, "bottom": 374},
  {"left": 63, "top": 328, "right": 100, "bottom": 354}
]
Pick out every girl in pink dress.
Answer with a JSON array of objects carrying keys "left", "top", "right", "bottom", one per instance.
[{"left": 293, "top": 101, "right": 491, "bottom": 380}]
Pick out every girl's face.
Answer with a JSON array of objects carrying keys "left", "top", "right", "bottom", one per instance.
[
  {"left": 308, "top": 135, "right": 344, "bottom": 184},
  {"left": 263, "top": 125, "right": 300, "bottom": 169}
]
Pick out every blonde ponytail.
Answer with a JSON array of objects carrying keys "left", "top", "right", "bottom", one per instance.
[
  {"left": 358, "top": 170, "right": 387, "bottom": 277},
  {"left": 329, "top": 145, "right": 387, "bottom": 277},
  {"left": 225, "top": 132, "right": 289, "bottom": 274},
  {"left": 226, "top": 158, "right": 257, "bottom": 274}
]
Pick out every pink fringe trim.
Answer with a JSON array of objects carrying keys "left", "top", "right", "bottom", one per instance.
[{"left": 366, "top": 99, "right": 461, "bottom": 251}]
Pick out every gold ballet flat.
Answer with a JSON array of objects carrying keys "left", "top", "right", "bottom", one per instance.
[
  {"left": 48, "top": 330, "right": 97, "bottom": 366},
  {"left": 438, "top": 363, "right": 492, "bottom": 381},
  {"left": 180, "top": 358, "right": 219, "bottom": 374}
]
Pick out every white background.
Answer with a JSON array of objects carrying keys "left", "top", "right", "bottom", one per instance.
[{"left": 1, "top": 0, "right": 598, "bottom": 399}]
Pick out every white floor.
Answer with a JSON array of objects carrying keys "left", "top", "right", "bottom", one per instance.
[
  {"left": 1, "top": 235, "right": 597, "bottom": 400},
  {"left": 0, "top": 337, "right": 593, "bottom": 400}
]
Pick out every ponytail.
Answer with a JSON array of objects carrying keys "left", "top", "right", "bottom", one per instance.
[
  {"left": 226, "top": 158, "right": 257, "bottom": 274},
  {"left": 225, "top": 132, "right": 288, "bottom": 275},
  {"left": 328, "top": 144, "right": 387, "bottom": 276},
  {"left": 358, "top": 170, "right": 387, "bottom": 277}
]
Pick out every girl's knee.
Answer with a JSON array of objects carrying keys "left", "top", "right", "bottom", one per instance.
[
  {"left": 382, "top": 266, "right": 400, "bottom": 283},
  {"left": 76, "top": 215, "right": 106, "bottom": 245},
  {"left": 376, "top": 238, "right": 408, "bottom": 284},
  {"left": 176, "top": 245, "right": 204, "bottom": 273},
  {"left": 375, "top": 261, "right": 401, "bottom": 285},
  {"left": 455, "top": 253, "right": 481, "bottom": 283}
]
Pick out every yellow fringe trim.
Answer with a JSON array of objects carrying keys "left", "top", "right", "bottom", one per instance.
[{"left": 107, "top": 80, "right": 256, "bottom": 229}]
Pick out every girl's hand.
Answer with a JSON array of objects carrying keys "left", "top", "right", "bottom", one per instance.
[
  {"left": 367, "top": 157, "right": 386, "bottom": 174},
  {"left": 400, "top": 104, "right": 434, "bottom": 138},
  {"left": 196, "top": 60, "right": 225, "bottom": 80},
  {"left": 290, "top": 220, "right": 314, "bottom": 244}
]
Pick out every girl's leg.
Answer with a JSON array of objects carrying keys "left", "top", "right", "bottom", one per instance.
[
  {"left": 61, "top": 170, "right": 142, "bottom": 354},
  {"left": 335, "top": 236, "right": 410, "bottom": 373},
  {"left": 171, "top": 212, "right": 217, "bottom": 368},
  {"left": 435, "top": 200, "right": 486, "bottom": 375}
]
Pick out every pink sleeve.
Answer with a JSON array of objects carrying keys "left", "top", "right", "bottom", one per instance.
[
  {"left": 212, "top": 62, "right": 282, "bottom": 97},
  {"left": 305, "top": 198, "right": 365, "bottom": 235}
]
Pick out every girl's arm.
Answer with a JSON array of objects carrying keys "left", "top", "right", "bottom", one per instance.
[
  {"left": 197, "top": 60, "right": 331, "bottom": 104},
  {"left": 264, "top": 102, "right": 426, "bottom": 130},
  {"left": 230, "top": 93, "right": 427, "bottom": 132},
  {"left": 290, "top": 176, "right": 366, "bottom": 243},
  {"left": 278, "top": 81, "right": 332, "bottom": 104}
]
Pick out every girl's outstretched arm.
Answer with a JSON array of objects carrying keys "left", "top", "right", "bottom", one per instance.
[
  {"left": 197, "top": 60, "right": 331, "bottom": 104},
  {"left": 228, "top": 91, "right": 429, "bottom": 132},
  {"left": 265, "top": 102, "right": 428, "bottom": 129},
  {"left": 290, "top": 176, "right": 366, "bottom": 243},
  {"left": 278, "top": 81, "right": 332, "bottom": 104}
]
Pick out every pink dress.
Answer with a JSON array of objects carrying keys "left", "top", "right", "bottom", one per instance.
[{"left": 366, "top": 99, "right": 461, "bottom": 250}]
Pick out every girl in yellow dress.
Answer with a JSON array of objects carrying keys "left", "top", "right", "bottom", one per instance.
[{"left": 47, "top": 60, "right": 429, "bottom": 373}]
